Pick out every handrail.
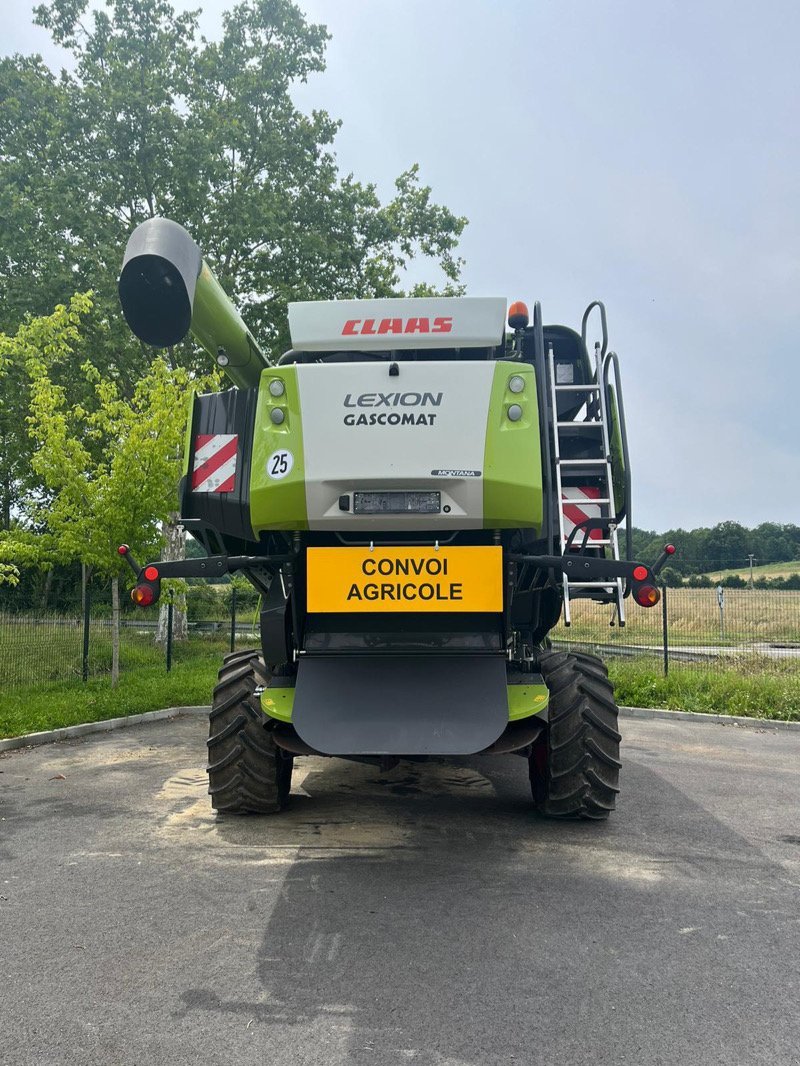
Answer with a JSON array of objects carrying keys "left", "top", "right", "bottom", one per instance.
[
  {"left": 581, "top": 300, "right": 608, "bottom": 358},
  {"left": 602, "top": 350, "right": 632, "bottom": 563},
  {"left": 532, "top": 300, "right": 555, "bottom": 551}
]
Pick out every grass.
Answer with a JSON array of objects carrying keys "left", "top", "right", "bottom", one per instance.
[
  {"left": 609, "top": 657, "right": 800, "bottom": 721},
  {"left": 1, "top": 645, "right": 797, "bottom": 741},
  {"left": 0, "top": 652, "right": 223, "bottom": 739},
  {"left": 1, "top": 601, "right": 798, "bottom": 738}
]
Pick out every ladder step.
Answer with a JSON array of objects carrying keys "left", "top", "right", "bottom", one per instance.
[
  {"left": 556, "top": 421, "right": 603, "bottom": 428},
  {"left": 554, "top": 384, "right": 600, "bottom": 391},
  {"left": 564, "top": 581, "right": 621, "bottom": 589},
  {"left": 562, "top": 539, "right": 612, "bottom": 546},
  {"left": 560, "top": 498, "right": 611, "bottom": 505},
  {"left": 558, "top": 458, "right": 608, "bottom": 465}
]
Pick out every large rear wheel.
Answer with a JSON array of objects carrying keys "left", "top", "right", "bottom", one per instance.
[
  {"left": 529, "top": 650, "right": 621, "bottom": 820},
  {"left": 206, "top": 650, "right": 293, "bottom": 814}
]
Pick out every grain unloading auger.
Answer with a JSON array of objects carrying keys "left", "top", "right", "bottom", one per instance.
[{"left": 118, "top": 217, "right": 673, "bottom": 819}]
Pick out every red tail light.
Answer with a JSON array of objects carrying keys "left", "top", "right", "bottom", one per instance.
[
  {"left": 633, "top": 583, "right": 660, "bottom": 608},
  {"left": 131, "top": 583, "right": 156, "bottom": 607}
]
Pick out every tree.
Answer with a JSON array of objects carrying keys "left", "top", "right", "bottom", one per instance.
[
  {"left": 0, "top": 0, "right": 467, "bottom": 525},
  {"left": 0, "top": 0, "right": 467, "bottom": 541},
  {"left": 2, "top": 293, "right": 194, "bottom": 683},
  {"left": 659, "top": 566, "right": 683, "bottom": 588}
]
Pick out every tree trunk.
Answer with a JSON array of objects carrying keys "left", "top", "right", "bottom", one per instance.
[
  {"left": 111, "top": 575, "right": 120, "bottom": 688},
  {"left": 40, "top": 567, "right": 53, "bottom": 612},
  {"left": 156, "top": 513, "right": 188, "bottom": 646}
]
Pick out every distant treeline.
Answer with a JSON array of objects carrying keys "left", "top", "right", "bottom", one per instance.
[{"left": 631, "top": 522, "right": 800, "bottom": 587}]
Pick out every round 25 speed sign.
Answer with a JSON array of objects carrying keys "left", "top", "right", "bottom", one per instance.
[{"left": 266, "top": 449, "right": 294, "bottom": 480}]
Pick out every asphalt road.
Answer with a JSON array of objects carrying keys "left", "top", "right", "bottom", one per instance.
[{"left": 1, "top": 714, "right": 799, "bottom": 1066}]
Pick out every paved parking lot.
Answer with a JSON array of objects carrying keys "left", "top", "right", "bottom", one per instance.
[{"left": 1, "top": 713, "right": 799, "bottom": 1066}]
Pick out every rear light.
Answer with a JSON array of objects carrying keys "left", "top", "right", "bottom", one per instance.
[
  {"left": 131, "top": 584, "right": 156, "bottom": 607},
  {"left": 143, "top": 565, "right": 160, "bottom": 581},
  {"left": 632, "top": 565, "right": 648, "bottom": 581},
  {"left": 633, "top": 583, "right": 660, "bottom": 608}
]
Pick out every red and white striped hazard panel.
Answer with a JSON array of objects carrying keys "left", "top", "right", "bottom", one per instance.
[
  {"left": 191, "top": 434, "right": 238, "bottom": 494},
  {"left": 562, "top": 486, "right": 604, "bottom": 542}
]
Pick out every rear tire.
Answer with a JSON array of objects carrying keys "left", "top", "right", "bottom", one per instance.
[
  {"left": 207, "top": 650, "right": 293, "bottom": 814},
  {"left": 530, "top": 650, "right": 621, "bottom": 820}
]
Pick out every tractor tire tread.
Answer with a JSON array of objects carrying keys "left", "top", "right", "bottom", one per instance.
[
  {"left": 206, "top": 649, "right": 292, "bottom": 815},
  {"left": 530, "top": 649, "right": 621, "bottom": 820}
]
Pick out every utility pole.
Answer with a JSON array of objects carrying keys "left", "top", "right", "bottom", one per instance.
[{"left": 746, "top": 554, "right": 756, "bottom": 589}]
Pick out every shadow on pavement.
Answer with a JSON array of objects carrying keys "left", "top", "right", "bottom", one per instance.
[{"left": 176, "top": 754, "right": 800, "bottom": 1065}]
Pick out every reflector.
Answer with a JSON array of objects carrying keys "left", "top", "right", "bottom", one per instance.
[
  {"left": 633, "top": 584, "right": 660, "bottom": 608},
  {"left": 131, "top": 584, "right": 156, "bottom": 607}
]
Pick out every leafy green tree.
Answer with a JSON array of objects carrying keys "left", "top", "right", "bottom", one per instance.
[
  {"left": 1, "top": 0, "right": 469, "bottom": 629},
  {"left": 659, "top": 566, "right": 683, "bottom": 588},
  {"left": 2, "top": 293, "right": 193, "bottom": 683},
  {"left": 0, "top": 0, "right": 467, "bottom": 531}
]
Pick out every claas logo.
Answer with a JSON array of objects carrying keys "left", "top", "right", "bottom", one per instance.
[{"left": 342, "top": 316, "right": 453, "bottom": 337}]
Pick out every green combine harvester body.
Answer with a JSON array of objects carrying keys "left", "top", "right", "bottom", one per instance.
[{"left": 119, "top": 217, "right": 671, "bottom": 819}]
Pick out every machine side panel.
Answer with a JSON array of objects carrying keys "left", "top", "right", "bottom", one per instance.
[
  {"left": 483, "top": 362, "right": 543, "bottom": 530},
  {"left": 249, "top": 366, "right": 309, "bottom": 532}
]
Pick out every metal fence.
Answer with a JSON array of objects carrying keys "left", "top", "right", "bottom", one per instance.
[
  {"left": 1, "top": 587, "right": 798, "bottom": 690},
  {"left": 0, "top": 587, "right": 260, "bottom": 688},
  {"left": 553, "top": 587, "right": 800, "bottom": 675}
]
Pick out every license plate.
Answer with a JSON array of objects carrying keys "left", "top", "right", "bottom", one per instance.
[{"left": 306, "top": 546, "right": 503, "bottom": 613}]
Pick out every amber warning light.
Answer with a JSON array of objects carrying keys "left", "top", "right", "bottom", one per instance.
[{"left": 508, "top": 301, "right": 529, "bottom": 330}]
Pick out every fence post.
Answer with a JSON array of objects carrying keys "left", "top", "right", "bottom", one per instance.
[
  {"left": 82, "top": 579, "right": 91, "bottom": 683},
  {"left": 230, "top": 586, "right": 237, "bottom": 653},
  {"left": 166, "top": 590, "right": 174, "bottom": 673},
  {"left": 661, "top": 583, "right": 669, "bottom": 677}
]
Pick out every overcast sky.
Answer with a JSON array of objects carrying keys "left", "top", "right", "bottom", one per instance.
[{"left": 5, "top": 0, "right": 799, "bottom": 532}]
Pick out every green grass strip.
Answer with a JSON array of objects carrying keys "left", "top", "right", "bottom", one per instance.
[
  {"left": 609, "top": 659, "right": 800, "bottom": 721},
  {"left": 1, "top": 649, "right": 797, "bottom": 741},
  {"left": 0, "top": 653, "right": 221, "bottom": 739}
]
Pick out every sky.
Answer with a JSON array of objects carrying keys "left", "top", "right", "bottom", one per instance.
[{"left": 4, "top": 0, "right": 799, "bottom": 532}]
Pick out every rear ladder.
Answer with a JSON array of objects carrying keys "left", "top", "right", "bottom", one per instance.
[{"left": 546, "top": 306, "right": 625, "bottom": 627}]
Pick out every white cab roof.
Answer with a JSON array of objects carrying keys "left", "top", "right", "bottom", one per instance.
[{"left": 287, "top": 297, "right": 506, "bottom": 351}]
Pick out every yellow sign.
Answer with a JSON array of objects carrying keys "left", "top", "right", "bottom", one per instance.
[{"left": 307, "top": 545, "right": 503, "bottom": 613}]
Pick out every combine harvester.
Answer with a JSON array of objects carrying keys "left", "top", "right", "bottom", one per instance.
[{"left": 118, "top": 218, "right": 672, "bottom": 820}]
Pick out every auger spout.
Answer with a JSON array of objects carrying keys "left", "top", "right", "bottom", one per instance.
[{"left": 119, "top": 217, "right": 269, "bottom": 389}]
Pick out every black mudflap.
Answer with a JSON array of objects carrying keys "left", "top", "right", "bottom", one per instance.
[{"left": 293, "top": 655, "right": 508, "bottom": 756}]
